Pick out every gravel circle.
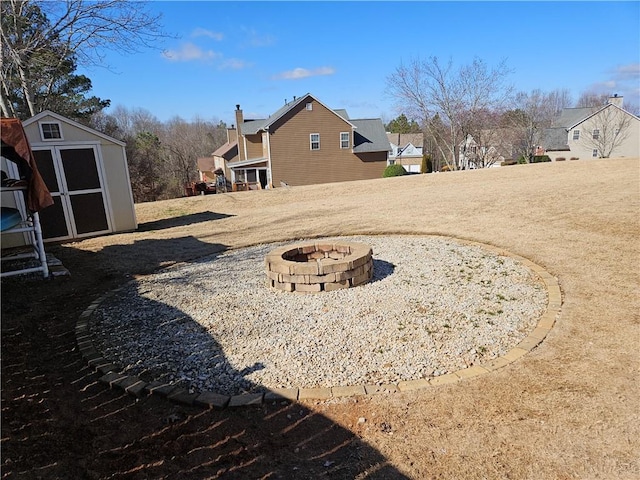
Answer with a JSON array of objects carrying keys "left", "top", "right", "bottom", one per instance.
[{"left": 90, "top": 236, "right": 548, "bottom": 396}]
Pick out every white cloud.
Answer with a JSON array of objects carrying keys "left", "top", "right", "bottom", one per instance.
[
  {"left": 162, "top": 43, "right": 221, "bottom": 62},
  {"left": 613, "top": 63, "right": 640, "bottom": 81},
  {"left": 240, "top": 27, "right": 275, "bottom": 47},
  {"left": 274, "top": 66, "right": 336, "bottom": 80},
  {"left": 191, "top": 28, "right": 224, "bottom": 41},
  {"left": 219, "top": 58, "right": 251, "bottom": 70}
]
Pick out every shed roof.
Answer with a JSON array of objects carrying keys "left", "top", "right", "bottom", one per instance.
[{"left": 23, "top": 110, "right": 126, "bottom": 146}]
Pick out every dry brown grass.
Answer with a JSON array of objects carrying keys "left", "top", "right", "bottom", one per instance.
[{"left": 4, "top": 157, "right": 639, "bottom": 478}]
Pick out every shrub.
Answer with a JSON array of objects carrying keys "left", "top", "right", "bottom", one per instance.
[
  {"left": 440, "top": 165, "right": 451, "bottom": 172},
  {"left": 502, "top": 159, "right": 518, "bottom": 166},
  {"left": 531, "top": 155, "right": 551, "bottom": 163},
  {"left": 383, "top": 164, "right": 408, "bottom": 177},
  {"left": 517, "top": 156, "right": 528, "bottom": 164},
  {"left": 570, "top": 157, "right": 579, "bottom": 161},
  {"left": 421, "top": 154, "right": 432, "bottom": 174},
  {"left": 556, "top": 157, "right": 566, "bottom": 161}
]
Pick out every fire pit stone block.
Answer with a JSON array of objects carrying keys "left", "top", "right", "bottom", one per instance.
[{"left": 266, "top": 241, "right": 373, "bottom": 293}]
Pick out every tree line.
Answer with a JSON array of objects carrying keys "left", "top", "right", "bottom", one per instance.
[
  {"left": 3, "top": 1, "right": 637, "bottom": 202},
  {"left": 92, "top": 107, "right": 228, "bottom": 202}
]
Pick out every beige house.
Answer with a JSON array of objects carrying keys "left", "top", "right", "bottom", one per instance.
[
  {"left": 3, "top": 111, "right": 137, "bottom": 244},
  {"left": 458, "top": 133, "right": 508, "bottom": 169},
  {"left": 542, "top": 96, "right": 640, "bottom": 160},
  {"left": 199, "top": 93, "right": 390, "bottom": 189},
  {"left": 387, "top": 133, "right": 424, "bottom": 173}
]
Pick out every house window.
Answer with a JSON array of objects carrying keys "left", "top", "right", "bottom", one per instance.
[
  {"left": 592, "top": 149, "right": 598, "bottom": 157},
  {"left": 592, "top": 129, "right": 600, "bottom": 139},
  {"left": 40, "top": 122, "right": 62, "bottom": 140},
  {"left": 572, "top": 130, "right": 580, "bottom": 140},
  {"left": 306, "top": 102, "right": 313, "bottom": 111},
  {"left": 310, "top": 133, "right": 320, "bottom": 150},
  {"left": 340, "top": 132, "right": 350, "bottom": 149}
]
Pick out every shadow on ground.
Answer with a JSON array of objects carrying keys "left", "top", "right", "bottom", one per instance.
[
  {"left": 137, "top": 211, "right": 234, "bottom": 232},
  {"left": 1, "top": 234, "right": 408, "bottom": 479}
]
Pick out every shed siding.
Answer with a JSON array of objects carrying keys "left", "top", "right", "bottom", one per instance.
[
  {"left": 268, "top": 99, "right": 386, "bottom": 186},
  {"left": 100, "top": 143, "right": 137, "bottom": 231},
  {"left": 20, "top": 113, "right": 137, "bottom": 242}
]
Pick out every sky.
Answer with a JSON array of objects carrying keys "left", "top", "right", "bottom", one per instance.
[{"left": 80, "top": 1, "right": 640, "bottom": 125}]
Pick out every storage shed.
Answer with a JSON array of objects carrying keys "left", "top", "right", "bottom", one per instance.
[{"left": 14, "top": 111, "right": 137, "bottom": 243}]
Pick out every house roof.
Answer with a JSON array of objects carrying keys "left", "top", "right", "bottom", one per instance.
[
  {"left": 390, "top": 142, "right": 423, "bottom": 158},
  {"left": 227, "top": 157, "right": 268, "bottom": 168},
  {"left": 352, "top": 118, "right": 392, "bottom": 153},
  {"left": 542, "top": 127, "right": 570, "bottom": 151},
  {"left": 551, "top": 107, "right": 596, "bottom": 129},
  {"left": 387, "top": 132, "right": 424, "bottom": 148},
  {"left": 242, "top": 93, "right": 356, "bottom": 135},
  {"left": 552, "top": 103, "right": 637, "bottom": 130},
  {"left": 211, "top": 141, "right": 238, "bottom": 159},
  {"left": 333, "top": 109, "right": 349, "bottom": 119}
]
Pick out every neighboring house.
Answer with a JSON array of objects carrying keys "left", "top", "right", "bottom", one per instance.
[
  {"left": 542, "top": 95, "right": 640, "bottom": 160},
  {"left": 197, "top": 139, "right": 237, "bottom": 182},
  {"left": 3, "top": 110, "right": 137, "bottom": 244},
  {"left": 457, "top": 133, "right": 506, "bottom": 169},
  {"left": 200, "top": 93, "right": 390, "bottom": 189},
  {"left": 387, "top": 133, "right": 424, "bottom": 173}
]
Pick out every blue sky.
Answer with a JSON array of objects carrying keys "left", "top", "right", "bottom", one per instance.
[{"left": 81, "top": 1, "right": 640, "bottom": 124}]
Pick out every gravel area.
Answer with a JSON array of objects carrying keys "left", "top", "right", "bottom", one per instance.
[{"left": 90, "top": 236, "right": 547, "bottom": 396}]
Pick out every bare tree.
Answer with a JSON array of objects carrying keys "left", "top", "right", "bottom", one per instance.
[
  {"left": 386, "top": 56, "right": 513, "bottom": 170},
  {"left": 506, "top": 89, "right": 564, "bottom": 162},
  {"left": 161, "top": 115, "right": 227, "bottom": 191},
  {"left": 576, "top": 90, "right": 610, "bottom": 108},
  {"left": 578, "top": 105, "right": 634, "bottom": 158},
  {"left": 547, "top": 88, "right": 573, "bottom": 116},
  {"left": 1, "top": 0, "right": 170, "bottom": 117}
]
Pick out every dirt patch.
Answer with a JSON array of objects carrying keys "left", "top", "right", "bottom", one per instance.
[{"left": 2, "top": 158, "right": 639, "bottom": 478}]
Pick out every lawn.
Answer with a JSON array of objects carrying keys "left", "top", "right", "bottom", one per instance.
[{"left": 1, "top": 157, "right": 638, "bottom": 479}]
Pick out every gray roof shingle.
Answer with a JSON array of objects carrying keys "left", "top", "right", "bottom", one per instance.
[
  {"left": 552, "top": 107, "right": 596, "bottom": 128},
  {"left": 352, "top": 119, "right": 392, "bottom": 153},
  {"left": 542, "top": 127, "right": 570, "bottom": 151}
]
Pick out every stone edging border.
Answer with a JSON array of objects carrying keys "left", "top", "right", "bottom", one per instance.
[{"left": 75, "top": 237, "right": 562, "bottom": 409}]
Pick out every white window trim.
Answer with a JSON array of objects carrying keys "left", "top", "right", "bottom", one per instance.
[
  {"left": 306, "top": 102, "right": 313, "bottom": 111},
  {"left": 340, "top": 132, "right": 350, "bottom": 149},
  {"left": 38, "top": 121, "right": 64, "bottom": 141},
  {"left": 310, "top": 133, "right": 320, "bottom": 151}
]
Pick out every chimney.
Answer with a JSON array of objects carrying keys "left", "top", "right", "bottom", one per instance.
[
  {"left": 235, "top": 105, "right": 246, "bottom": 160},
  {"left": 226, "top": 124, "right": 237, "bottom": 143},
  {"left": 608, "top": 94, "right": 624, "bottom": 108}
]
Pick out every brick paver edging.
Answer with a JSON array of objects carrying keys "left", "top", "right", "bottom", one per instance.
[{"left": 75, "top": 237, "right": 562, "bottom": 409}]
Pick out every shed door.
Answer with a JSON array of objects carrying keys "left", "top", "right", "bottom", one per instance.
[{"left": 33, "top": 146, "right": 111, "bottom": 241}]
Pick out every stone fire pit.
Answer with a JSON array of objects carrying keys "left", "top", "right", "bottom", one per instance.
[{"left": 265, "top": 241, "right": 373, "bottom": 293}]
